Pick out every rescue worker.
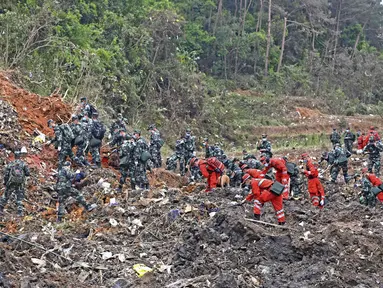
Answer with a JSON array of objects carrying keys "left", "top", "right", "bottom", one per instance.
[
  {"left": 109, "top": 128, "right": 128, "bottom": 148},
  {"left": 70, "top": 115, "right": 88, "bottom": 166},
  {"left": 222, "top": 156, "right": 242, "bottom": 187},
  {"left": 260, "top": 154, "right": 290, "bottom": 199},
  {"left": 203, "top": 138, "right": 214, "bottom": 158},
  {"left": 110, "top": 113, "right": 127, "bottom": 140},
  {"left": 241, "top": 165, "right": 265, "bottom": 180},
  {"left": 80, "top": 116, "right": 92, "bottom": 156},
  {"left": 148, "top": 124, "right": 163, "bottom": 168},
  {"left": 363, "top": 136, "right": 383, "bottom": 176},
  {"left": 257, "top": 134, "right": 272, "bottom": 157},
  {"left": 243, "top": 151, "right": 262, "bottom": 169},
  {"left": 357, "top": 131, "right": 365, "bottom": 151},
  {"left": 369, "top": 126, "right": 381, "bottom": 142},
  {"left": 89, "top": 112, "right": 106, "bottom": 168},
  {"left": 242, "top": 150, "right": 257, "bottom": 161},
  {"left": 118, "top": 133, "right": 136, "bottom": 191},
  {"left": 190, "top": 157, "right": 225, "bottom": 192},
  {"left": 331, "top": 143, "right": 351, "bottom": 183},
  {"left": 343, "top": 127, "right": 355, "bottom": 154},
  {"left": 301, "top": 153, "right": 325, "bottom": 208},
  {"left": 212, "top": 143, "right": 225, "bottom": 161},
  {"left": 47, "top": 119, "right": 82, "bottom": 169},
  {"left": 77, "top": 97, "right": 97, "bottom": 118},
  {"left": 132, "top": 130, "right": 150, "bottom": 190},
  {"left": 0, "top": 150, "right": 30, "bottom": 216},
  {"left": 330, "top": 128, "right": 341, "bottom": 148},
  {"left": 183, "top": 129, "right": 196, "bottom": 170},
  {"left": 357, "top": 168, "right": 383, "bottom": 206},
  {"left": 283, "top": 156, "right": 302, "bottom": 200},
  {"left": 241, "top": 175, "right": 285, "bottom": 225},
  {"left": 56, "top": 161, "right": 96, "bottom": 222}
]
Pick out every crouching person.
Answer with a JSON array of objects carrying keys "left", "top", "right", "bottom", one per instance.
[
  {"left": 190, "top": 157, "right": 225, "bottom": 192},
  {"left": 56, "top": 161, "right": 96, "bottom": 222},
  {"left": 301, "top": 153, "right": 325, "bottom": 208},
  {"left": 242, "top": 175, "right": 285, "bottom": 225}
]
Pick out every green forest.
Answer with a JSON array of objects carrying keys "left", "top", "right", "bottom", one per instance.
[{"left": 1, "top": 0, "right": 383, "bottom": 137}]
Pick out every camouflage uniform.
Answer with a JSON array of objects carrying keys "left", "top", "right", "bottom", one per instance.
[
  {"left": 53, "top": 124, "right": 80, "bottom": 169},
  {"left": 133, "top": 137, "right": 150, "bottom": 189},
  {"left": 149, "top": 129, "right": 163, "bottom": 168},
  {"left": 204, "top": 144, "right": 215, "bottom": 159},
  {"left": 360, "top": 177, "right": 376, "bottom": 207},
  {"left": 330, "top": 130, "right": 341, "bottom": 148},
  {"left": 343, "top": 130, "right": 355, "bottom": 153},
  {"left": 331, "top": 146, "right": 351, "bottom": 182},
  {"left": 56, "top": 167, "right": 90, "bottom": 220},
  {"left": 286, "top": 161, "right": 302, "bottom": 198},
  {"left": 166, "top": 140, "right": 185, "bottom": 174},
  {"left": 363, "top": 141, "right": 382, "bottom": 176},
  {"left": 184, "top": 134, "right": 196, "bottom": 177},
  {"left": 222, "top": 158, "right": 242, "bottom": 187},
  {"left": 89, "top": 119, "right": 105, "bottom": 167},
  {"left": 212, "top": 144, "right": 225, "bottom": 161},
  {"left": 257, "top": 140, "right": 272, "bottom": 157},
  {"left": 70, "top": 122, "right": 87, "bottom": 165},
  {"left": 110, "top": 120, "right": 126, "bottom": 146},
  {"left": 119, "top": 139, "right": 136, "bottom": 190},
  {"left": 0, "top": 159, "right": 30, "bottom": 216}
]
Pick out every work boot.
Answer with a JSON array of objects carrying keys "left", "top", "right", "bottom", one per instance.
[
  {"left": 145, "top": 184, "right": 150, "bottom": 190},
  {"left": 57, "top": 215, "right": 63, "bottom": 223},
  {"left": 253, "top": 213, "right": 261, "bottom": 220},
  {"left": 278, "top": 222, "right": 286, "bottom": 226}
]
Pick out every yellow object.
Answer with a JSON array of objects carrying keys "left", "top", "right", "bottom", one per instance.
[
  {"left": 32, "top": 135, "right": 45, "bottom": 145},
  {"left": 133, "top": 264, "right": 153, "bottom": 278}
]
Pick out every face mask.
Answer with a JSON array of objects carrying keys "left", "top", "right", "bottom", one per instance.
[
  {"left": 264, "top": 163, "right": 269, "bottom": 167},
  {"left": 303, "top": 159, "right": 308, "bottom": 163},
  {"left": 262, "top": 138, "right": 267, "bottom": 142}
]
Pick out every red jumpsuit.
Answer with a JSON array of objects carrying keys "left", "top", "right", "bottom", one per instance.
[
  {"left": 366, "top": 173, "right": 383, "bottom": 202},
  {"left": 357, "top": 134, "right": 365, "bottom": 150},
  {"left": 363, "top": 135, "right": 370, "bottom": 148},
  {"left": 198, "top": 160, "right": 220, "bottom": 192},
  {"left": 246, "top": 169, "right": 265, "bottom": 179},
  {"left": 263, "top": 158, "right": 290, "bottom": 199},
  {"left": 369, "top": 130, "right": 381, "bottom": 142},
  {"left": 303, "top": 160, "right": 325, "bottom": 208},
  {"left": 246, "top": 178, "right": 285, "bottom": 223}
]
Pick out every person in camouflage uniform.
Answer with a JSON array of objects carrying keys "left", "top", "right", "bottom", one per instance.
[
  {"left": 183, "top": 129, "right": 197, "bottom": 177},
  {"left": 110, "top": 114, "right": 127, "bottom": 144},
  {"left": 343, "top": 127, "right": 356, "bottom": 154},
  {"left": 48, "top": 119, "right": 82, "bottom": 169},
  {"left": 56, "top": 161, "right": 95, "bottom": 221},
  {"left": 330, "top": 143, "right": 351, "bottom": 183},
  {"left": 203, "top": 138, "right": 215, "bottom": 159},
  {"left": 212, "top": 143, "right": 225, "bottom": 161},
  {"left": 283, "top": 156, "right": 302, "bottom": 200},
  {"left": 89, "top": 112, "right": 105, "bottom": 168},
  {"left": 363, "top": 136, "right": 383, "bottom": 176},
  {"left": 118, "top": 132, "right": 136, "bottom": 191},
  {"left": 70, "top": 115, "right": 89, "bottom": 166},
  {"left": 148, "top": 124, "right": 163, "bottom": 168},
  {"left": 166, "top": 139, "right": 185, "bottom": 174},
  {"left": 257, "top": 134, "right": 272, "bottom": 157},
  {"left": 330, "top": 128, "right": 341, "bottom": 148},
  {"left": 0, "top": 151, "right": 30, "bottom": 216},
  {"left": 222, "top": 156, "right": 242, "bottom": 187},
  {"left": 242, "top": 150, "right": 257, "bottom": 161},
  {"left": 110, "top": 128, "right": 129, "bottom": 148},
  {"left": 133, "top": 130, "right": 150, "bottom": 189}
]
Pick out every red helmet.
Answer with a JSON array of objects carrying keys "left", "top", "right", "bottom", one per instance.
[
  {"left": 240, "top": 164, "right": 249, "bottom": 171},
  {"left": 301, "top": 153, "right": 309, "bottom": 159},
  {"left": 242, "top": 173, "right": 251, "bottom": 183},
  {"left": 260, "top": 154, "right": 270, "bottom": 164},
  {"left": 370, "top": 126, "right": 375, "bottom": 130},
  {"left": 189, "top": 157, "right": 199, "bottom": 167}
]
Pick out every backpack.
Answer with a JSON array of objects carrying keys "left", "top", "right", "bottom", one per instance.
[
  {"left": 60, "top": 124, "right": 75, "bottom": 141},
  {"left": 206, "top": 157, "right": 225, "bottom": 174},
  {"left": 87, "top": 104, "right": 98, "bottom": 118},
  {"left": 285, "top": 162, "right": 296, "bottom": 176},
  {"left": 8, "top": 163, "right": 24, "bottom": 185},
  {"left": 92, "top": 121, "right": 106, "bottom": 140}
]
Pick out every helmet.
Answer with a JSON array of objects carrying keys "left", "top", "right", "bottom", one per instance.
[
  {"left": 260, "top": 154, "right": 270, "bottom": 164},
  {"left": 242, "top": 173, "right": 251, "bottom": 183},
  {"left": 370, "top": 126, "right": 375, "bottom": 130},
  {"left": 334, "top": 143, "right": 340, "bottom": 147},
  {"left": 80, "top": 97, "right": 87, "bottom": 102},
  {"left": 72, "top": 115, "right": 78, "bottom": 121},
  {"left": 47, "top": 119, "right": 54, "bottom": 127},
  {"left": 261, "top": 134, "right": 267, "bottom": 138},
  {"left": 301, "top": 153, "right": 309, "bottom": 159},
  {"left": 147, "top": 124, "right": 155, "bottom": 131},
  {"left": 189, "top": 157, "right": 198, "bottom": 167},
  {"left": 333, "top": 128, "right": 336, "bottom": 131},
  {"left": 240, "top": 164, "right": 249, "bottom": 171},
  {"left": 63, "top": 161, "right": 71, "bottom": 167},
  {"left": 186, "top": 128, "right": 191, "bottom": 133},
  {"left": 20, "top": 146, "right": 27, "bottom": 154},
  {"left": 134, "top": 129, "right": 141, "bottom": 135}
]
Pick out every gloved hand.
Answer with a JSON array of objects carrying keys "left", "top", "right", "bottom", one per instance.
[
  {"left": 108, "top": 133, "right": 112, "bottom": 140},
  {"left": 134, "top": 161, "right": 138, "bottom": 166},
  {"left": 320, "top": 199, "right": 325, "bottom": 206},
  {"left": 46, "top": 140, "right": 51, "bottom": 145},
  {"left": 58, "top": 146, "right": 62, "bottom": 152}
]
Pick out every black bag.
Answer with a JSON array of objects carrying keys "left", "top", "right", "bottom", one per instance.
[
  {"left": 286, "top": 162, "right": 296, "bottom": 176},
  {"left": 87, "top": 104, "right": 98, "bottom": 117},
  {"left": 270, "top": 181, "right": 285, "bottom": 196},
  {"left": 74, "top": 135, "right": 84, "bottom": 146},
  {"left": 92, "top": 122, "right": 106, "bottom": 140},
  {"left": 89, "top": 137, "right": 101, "bottom": 148},
  {"left": 371, "top": 186, "right": 383, "bottom": 196},
  {"left": 140, "top": 150, "right": 152, "bottom": 163}
]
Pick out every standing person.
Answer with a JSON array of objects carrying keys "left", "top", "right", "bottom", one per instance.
[
  {"left": 363, "top": 136, "right": 383, "bottom": 176},
  {"left": 190, "top": 157, "right": 225, "bottom": 192},
  {"left": 331, "top": 143, "right": 351, "bottom": 183},
  {"left": 357, "top": 131, "right": 365, "bottom": 152},
  {"left": 283, "top": 156, "right": 303, "bottom": 200},
  {"left": 183, "top": 129, "right": 196, "bottom": 169},
  {"left": 222, "top": 157, "right": 243, "bottom": 187},
  {"left": 257, "top": 134, "right": 272, "bottom": 157},
  {"left": 343, "top": 127, "right": 355, "bottom": 154},
  {"left": 148, "top": 124, "right": 164, "bottom": 168},
  {"left": 301, "top": 153, "right": 325, "bottom": 208},
  {"left": 47, "top": 119, "right": 82, "bottom": 169},
  {"left": 357, "top": 168, "right": 383, "bottom": 206},
  {"left": 203, "top": 138, "right": 215, "bottom": 158},
  {"left": 241, "top": 176, "right": 285, "bottom": 225},
  {"left": 110, "top": 114, "right": 127, "bottom": 139},
  {"left": 56, "top": 161, "right": 96, "bottom": 222},
  {"left": 0, "top": 150, "right": 30, "bottom": 216},
  {"left": 330, "top": 128, "right": 340, "bottom": 148},
  {"left": 77, "top": 97, "right": 97, "bottom": 118},
  {"left": 118, "top": 133, "right": 136, "bottom": 191},
  {"left": 89, "top": 112, "right": 106, "bottom": 168},
  {"left": 132, "top": 130, "right": 151, "bottom": 190},
  {"left": 260, "top": 154, "right": 290, "bottom": 199},
  {"left": 70, "top": 115, "right": 89, "bottom": 166}
]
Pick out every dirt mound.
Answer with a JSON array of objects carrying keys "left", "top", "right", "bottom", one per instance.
[
  {"left": 0, "top": 99, "right": 22, "bottom": 148},
  {"left": 0, "top": 72, "right": 72, "bottom": 135},
  {"left": 149, "top": 168, "right": 189, "bottom": 188},
  {"left": 295, "top": 107, "right": 322, "bottom": 118}
]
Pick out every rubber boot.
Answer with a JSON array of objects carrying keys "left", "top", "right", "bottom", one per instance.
[
  {"left": 253, "top": 213, "right": 261, "bottom": 220},
  {"left": 278, "top": 222, "right": 286, "bottom": 226},
  {"left": 57, "top": 214, "right": 63, "bottom": 223},
  {"left": 145, "top": 183, "right": 150, "bottom": 190}
]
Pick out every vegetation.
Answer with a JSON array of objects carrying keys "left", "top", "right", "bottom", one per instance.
[{"left": 1, "top": 0, "right": 383, "bottom": 141}]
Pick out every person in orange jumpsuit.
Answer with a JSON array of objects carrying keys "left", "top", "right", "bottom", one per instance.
[
  {"left": 357, "top": 132, "right": 365, "bottom": 150},
  {"left": 260, "top": 154, "right": 290, "bottom": 199},
  {"left": 301, "top": 153, "right": 325, "bottom": 208},
  {"left": 190, "top": 157, "right": 222, "bottom": 192},
  {"left": 241, "top": 165, "right": 265, "bottom": 179},
  {"left": 361, "top": 167, "right": 383, "bottom": 203},
  {"left": 242, "top": 176, "right": 285, "bottom": 225},
  {"left": 369, "top": 126, "right": 381, "bottom": 142}
]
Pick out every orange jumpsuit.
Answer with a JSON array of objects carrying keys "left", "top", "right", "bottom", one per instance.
[
  {"left": 246, "top": 178, "right": 285, "bottom": 223},
  {"left": 366, "top": 173, "right": 383, "bottom": 202},
  {"left": 246, "top": 169, "right": 265, "bottom": 179},
  {"left": 303, "top": 160, "right": 325, "bottom": 208},
  {"left": 198, "top": 160, "right": 220, "bottom": 192},
  {"left": 263, "top": 158, "right": 290, "bottom": 199},
  {"left": 357, "top": 134, "right": 365, "bottom": 150},
  {"left": 368, "top": 130, "right": 381, "bottom": 142}
]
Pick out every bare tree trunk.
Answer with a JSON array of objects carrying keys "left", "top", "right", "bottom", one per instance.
[
  {"left": 352, "top": 20, "right": 368, "bottom": 58},
  {"left": 332, "top": 0, "right": 342, "bottom": 73},
  {"left": 264, "top": 0, "right": 272, "bottom": 76},
  {"left": 256, "top": 0, "right": 264, "bottom": 32},
  {"left": 213, "top": 0, "right": 223, "bottom": 35},
  {"left": 277, "top": 16, "right": 287, "bottom": 73},
  {"left": 309, "top": 32, "right": 316, "bottom": 73}
]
